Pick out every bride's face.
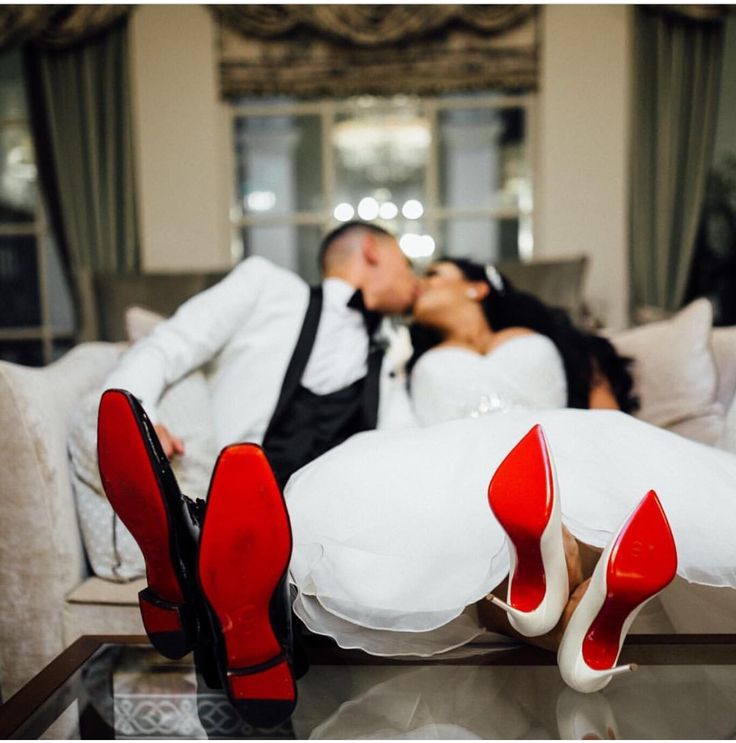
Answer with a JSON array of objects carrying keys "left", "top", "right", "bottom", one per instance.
[{"left": 413, "top": 262, "right": 485, "bottom": 326}]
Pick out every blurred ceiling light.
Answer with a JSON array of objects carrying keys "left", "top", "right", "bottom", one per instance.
[
  {"left": 333, "top": 202, "right": 355, "bottom": 222},
  {"left": 357, "top": 196, "right": 380, "bottom": 220},
  {"left": 402, "top": 199, "right": 424, "bottom": 220},
  {"left": 378, "top": 201, "right": 398, "bottom": 220},
  {"left": 246, "top": 190, "right": 276, "bottom": 212},
  {"left": 400, "top": 233, "right": 436, "bottom": 259},
  {"left": 332, "top": 109, "right": 431, "bottom": 183}
]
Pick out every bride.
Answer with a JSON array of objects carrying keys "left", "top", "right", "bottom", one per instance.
[{"left": 284, "top": 257, "right": 735, "bottom": 691}]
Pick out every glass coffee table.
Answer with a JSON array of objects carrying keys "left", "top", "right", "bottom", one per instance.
[{"left": 2, "top": 634, "right": 736, "bottom": 739}]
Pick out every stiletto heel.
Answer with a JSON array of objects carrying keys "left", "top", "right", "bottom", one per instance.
[
  {"left": 557, "top": 490, "right": 677, "bottom": 693},
  {"left": 487, "top": 424, "right": 569, "bottom": 636},
  {"left": 198, "top": 444, "right": 297, "bottom": 728}
]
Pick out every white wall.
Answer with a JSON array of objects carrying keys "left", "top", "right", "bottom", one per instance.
[
  {"left": 537, "top": 5, "right": 632, "bottom": 330},
  {"left": 130, "top": 5, "right": 231, "bottom": 272}
]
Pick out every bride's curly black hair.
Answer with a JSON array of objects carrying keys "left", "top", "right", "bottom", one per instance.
[{"left": 407, "top": 257, "right": 639, "bottom": 414}]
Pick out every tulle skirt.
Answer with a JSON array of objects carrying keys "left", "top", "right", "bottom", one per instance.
[{"left": 285, "top": 410, "right": 736, "bottom": 656}]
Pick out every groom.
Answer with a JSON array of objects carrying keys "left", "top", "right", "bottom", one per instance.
[
  {"left": 99, "top": 221, "right": 418, "bottom": 724},
  {"left": 104, "top": 220, "right": 418, "bottom": 486}
]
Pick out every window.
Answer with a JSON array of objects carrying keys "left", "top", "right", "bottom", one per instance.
[
  {"left": 0, "top": 49, "right": 74, "bottom": 365},
  {"left": 231, "top": 93, "right": 534, "bottom": 284}
]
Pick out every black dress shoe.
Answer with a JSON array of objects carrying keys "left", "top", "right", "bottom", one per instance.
[
  {"left": 197, "top": 444, "right": 298, "bottom": 729},
  {"left": 98, "top": 389, "right": 200, "bottom": 659}
]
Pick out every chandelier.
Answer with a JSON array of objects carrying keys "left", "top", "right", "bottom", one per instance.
[{"left": 332, "top": 98, "right": 431, "bottom": 184}]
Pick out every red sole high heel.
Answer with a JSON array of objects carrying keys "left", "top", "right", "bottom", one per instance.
[
  {"left": 198, "top": 444, "right": 296, "bottom": 727},
  {"left": 97, "top": 389, "right": 195, "bottom": 659},
  {"left": 558, "top": 490, "right": 677, "bottom": 693},
  {"left": 487, "top": 425, "right": 568, "bottom": 636}
]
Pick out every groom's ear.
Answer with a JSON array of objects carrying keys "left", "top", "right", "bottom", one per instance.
[{"left": 361, "top": 234, "right": 380, "bottom": 265}]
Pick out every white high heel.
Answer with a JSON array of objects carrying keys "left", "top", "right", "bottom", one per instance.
[
  {"left": 487, "top": 425, "right": 569, "bottom": 637},
  {"left": 557, "top": 490, "right": 677, "bottom": 693}
]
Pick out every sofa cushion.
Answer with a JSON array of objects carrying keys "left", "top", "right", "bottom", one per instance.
[
  {"left": 712, "top": 326, "right": 736, "bottom": 412},
  {"left": 610, "top": 299, "right": 723, "bottom": 446},
  {"left": 68, "top": 308, "right": 219, "bottom": 582},
  {"left": 66, "top": 576, "right": 144, "bottom": 605}
]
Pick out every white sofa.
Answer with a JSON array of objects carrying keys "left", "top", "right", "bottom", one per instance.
[{"left": 2, "top": 316, "right": 736, "bottom": 701}]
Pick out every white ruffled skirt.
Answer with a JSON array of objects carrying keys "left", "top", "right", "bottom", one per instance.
[{"left": 285, "top": 410, "right": 736, "bottom": 656}]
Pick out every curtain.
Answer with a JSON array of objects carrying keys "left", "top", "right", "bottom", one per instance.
[
  {"left": 0, "top": 5, "right": 131, "bottom": 48},
  {"left": 212, "top": 5, "right": 538, "bottom": 99},
  {"left": 630, "top": 7, "right": 726, "bottom": 319},
  {"left": 22, "top": 17, "right": 139, "bottom": 339}
]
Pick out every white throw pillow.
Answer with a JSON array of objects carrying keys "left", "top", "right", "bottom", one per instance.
[
  {"left": 610, "top": 299, "right": 724, "bottom": 446},
  {"left": 68, "top": 307, "right": 218, "bottom": 581}
]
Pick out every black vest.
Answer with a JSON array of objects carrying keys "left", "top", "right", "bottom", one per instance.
[{"left": 262, "top": 287, "right": 384, "bottom": 489}]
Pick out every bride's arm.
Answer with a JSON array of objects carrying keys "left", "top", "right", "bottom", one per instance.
[{"left": 588, "top": 366, "right": 621, "bottom": 410}]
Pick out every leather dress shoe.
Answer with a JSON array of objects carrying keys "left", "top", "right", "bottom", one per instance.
[
  {"left": 98, "top": 389, "right": 218, "bottom": 689},
  {"left": 197, "top": 443, "right": 299, "bottom": 728}
]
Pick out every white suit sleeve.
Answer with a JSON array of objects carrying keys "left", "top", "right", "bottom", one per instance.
[{"left": 103, "top": 256, "right": 272, "bottom": 423}]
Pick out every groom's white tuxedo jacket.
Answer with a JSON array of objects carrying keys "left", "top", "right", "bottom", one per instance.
[{"left": 104, "top": 256, "right": 415, "bottom": 449}]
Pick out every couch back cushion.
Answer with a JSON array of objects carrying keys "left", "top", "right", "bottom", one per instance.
[
  {"left": 610, "top": 299, "right": 723, "bottom": 446},
  {"left": 712, "top": 326, "right": 736, "bottom": 412},
  {"left": 93, "top": 272, "right": 225, "bottom": 341},
  {"left": 68, "top": 307, "right": 219, "bottom": 581}
]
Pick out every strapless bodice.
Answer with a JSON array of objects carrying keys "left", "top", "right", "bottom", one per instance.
[{"left": 410, "top": 334, "right": 567, "bottom": 426}]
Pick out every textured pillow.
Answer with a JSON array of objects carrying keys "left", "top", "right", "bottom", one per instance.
[
  {"left": 68, "top": 307, "right": 218, "bottom": 581},
  {"left": 610, "top": 299, "right": 723, "bottom": 446}
]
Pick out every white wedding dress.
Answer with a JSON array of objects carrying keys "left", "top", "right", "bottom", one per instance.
[{"left": 285, "top": 334, "right": 736, "bottom": 656}]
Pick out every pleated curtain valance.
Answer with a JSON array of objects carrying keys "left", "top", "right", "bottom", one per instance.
[
  {"left": 0, "top": 5, "right": 131, "bottom": 49},
  {"left": 211, "top": 4, "right": 539, "bottom": 99}
]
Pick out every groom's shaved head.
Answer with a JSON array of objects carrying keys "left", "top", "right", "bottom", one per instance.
[
  {"left": 319, "top": 221, "right": 394, "bottom": 273},
  {"left": 319, "top": 220, "right": 417, "bottom": 314}
]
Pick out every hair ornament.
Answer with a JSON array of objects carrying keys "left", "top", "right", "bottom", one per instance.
[{"left": 485, "top": 264, "right": 504, "bottom": 292}]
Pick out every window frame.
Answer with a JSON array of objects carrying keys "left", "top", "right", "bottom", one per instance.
[
  {"left": 229, "top": 92, "right": 536, "bottom": 264},
  {"left": 0, "top": 109, "right": 66, "bottom": 365}
]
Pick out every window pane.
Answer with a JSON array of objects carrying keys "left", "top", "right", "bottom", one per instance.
[
  {"left": 0, "top": 124, "right": 37, "bottom": 223},
  {"left": 233, "top": 115, "right": 323, "bottom": 216},
  {"left": 53, "top": 338, "right": 75, "bottom": 361},
  {"left": 0, "top": 340, "right": 43, "bottom": 366},
  {"left": 240, "top": 225, "right": 323, "bottom": 285},
  {"left": 438, "top": 107, "right": 530, "bottom": 212},
  {"left": 332, "top": 97, "right": 429, "bottom": 232},
  {"left": 439, "top": 218, "right": 522, "bottom": 264},
  {"left": 0, "top": 234, "right": 40, "bottom": 326},
  {"left": 0, "top": 47, "right": 29, "bottom": 120}
]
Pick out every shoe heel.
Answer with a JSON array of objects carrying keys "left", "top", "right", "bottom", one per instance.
[
  {"left": 227, "top": 659, "right": 296, "bottom": 729},
  {"left": 139, "top": 588, "right": 193, "bottom": 659}
]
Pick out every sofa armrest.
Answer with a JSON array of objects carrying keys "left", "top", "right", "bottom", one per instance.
[{"left": 0, "top": 342, "right": 123, "bottom": 699}]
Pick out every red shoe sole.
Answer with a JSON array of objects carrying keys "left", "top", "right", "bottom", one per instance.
[
  {"left": 583, "top": 490, "right": 677, "bottom": 670},
  {"left": 97, "top": 389, "right": 192, "bottom": 658},
  {"left": 198, "top": 444, "right": 296, "bottom": 726},
  {"left": 488, "top": 425, "right": 554, "bottom": 612}
]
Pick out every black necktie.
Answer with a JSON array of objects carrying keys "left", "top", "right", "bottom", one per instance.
[{"left": 347, "top": 289, "right": 382, "bottom": 337}]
